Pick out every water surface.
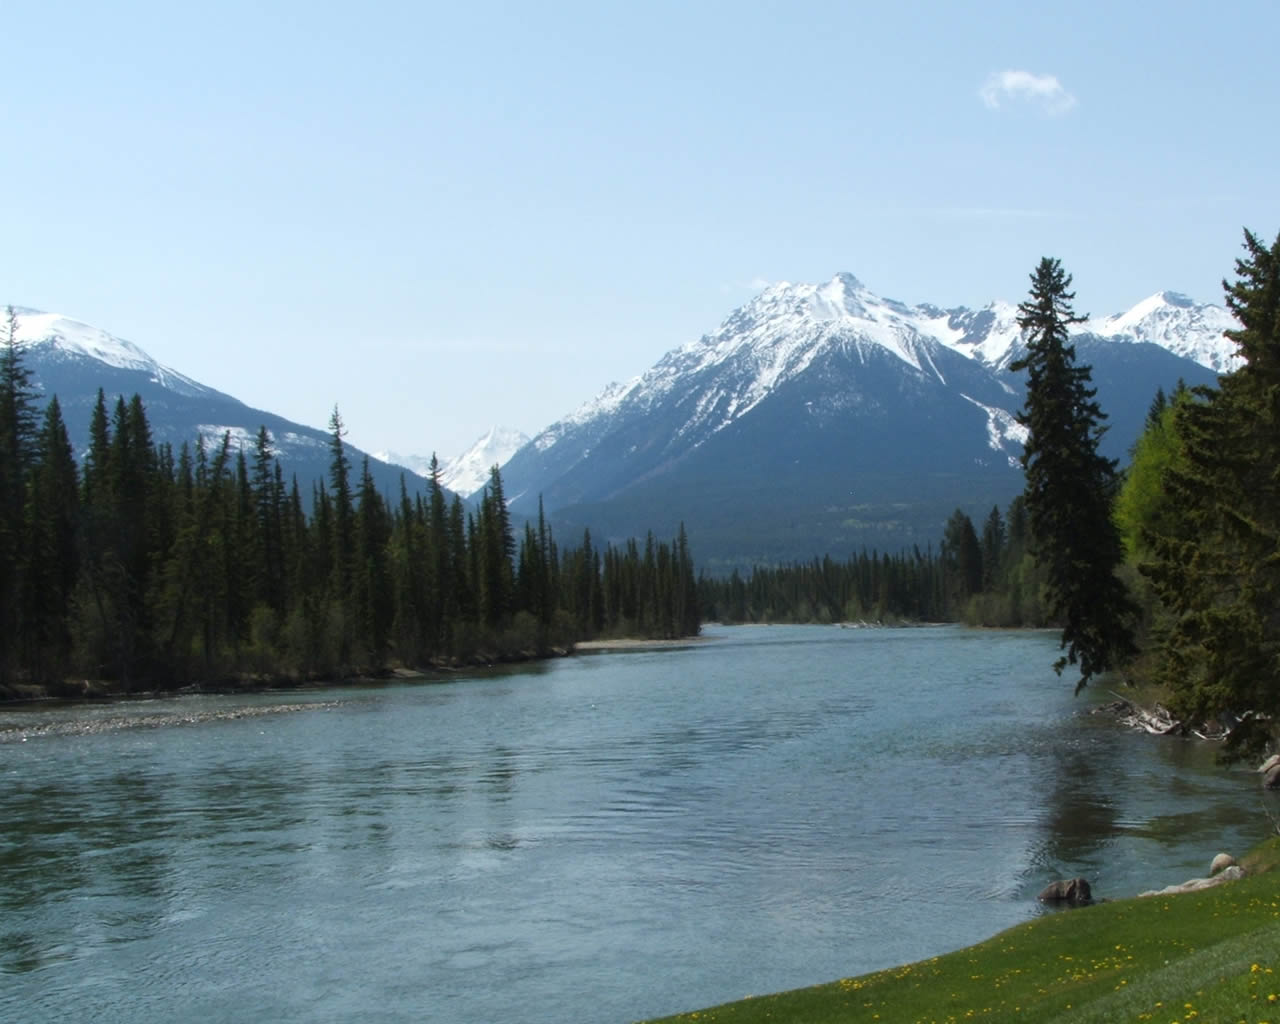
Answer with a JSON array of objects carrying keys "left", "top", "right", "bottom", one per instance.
[{"left": 0, "top": 625, "right": 1271, "bottom": 1023}]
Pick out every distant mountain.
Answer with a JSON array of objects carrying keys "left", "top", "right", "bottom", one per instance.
[
  {"left": 9, "top": 307, "right": 438, "bottom": 502},
  {"left": 376, "top": 426, "right": 530, "bottom": 498},
  {"left": 500, "top": 275, "right": 1235, "bottom": 570}
]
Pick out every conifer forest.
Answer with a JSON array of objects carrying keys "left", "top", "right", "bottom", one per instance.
[{"left": 0, "top": 335, "right": 700, "bottom": 695}]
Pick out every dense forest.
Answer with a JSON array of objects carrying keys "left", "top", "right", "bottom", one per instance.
[
  {"left": 697, "top": 497, "right": 1046, "bottom": 626},
  {"left": 0, "top": 323, "right": 700, "bottom": 696}
]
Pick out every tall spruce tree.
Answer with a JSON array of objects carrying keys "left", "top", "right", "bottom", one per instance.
[
  {"left": 1143, "top": 229, "right": 1280, "bottom": 756},
  {"left": 1011, "top": 257, "right": 1134, "bottom": 690},
  {"left": 0, "top": 307, "right": 39, "bottom": 682}
]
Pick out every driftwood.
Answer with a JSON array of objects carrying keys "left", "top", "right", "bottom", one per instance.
[
  {"left": 1140, "top": 864, "right": 1245, "bottom": 898},
  {"left": 1095, "top": 691, "right": 1242, "bottom": 740},
  {"left": 1095, "top": 693, "right": 1183, "bottom": 735}
]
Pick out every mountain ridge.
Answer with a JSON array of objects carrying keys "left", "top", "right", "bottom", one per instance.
[
  {"left": 498, "top": 274, "right": 1235, "bottom": 567},
  {"left": 8, "top": 306, "right": 441, "bottom": 504}
]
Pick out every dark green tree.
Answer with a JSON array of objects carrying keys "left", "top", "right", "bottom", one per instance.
[
  {"left": 979, "top": 505, "right": 1005, "bottom": 592},
  {"left": 20, "top": 397, "right": 80, "bottom": 678},
  {"left": 1011, "top": 257, "right": 1135, "bottom": 689},
  {"left": 941, "top": 508, "right": 983, "bottom": 610},
  {"left": 1142, "top": 229, "right": 1280, "bottom": 756},
  {"left": 0, "top": 307, "right": 38, "bottom": 681}
]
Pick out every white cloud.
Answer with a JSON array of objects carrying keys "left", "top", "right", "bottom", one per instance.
[{"left": 979, "top": 70, "right": 1077, "bottom": 115}]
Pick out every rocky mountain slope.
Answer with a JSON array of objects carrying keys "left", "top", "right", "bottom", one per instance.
[{"left": 499, "top": 275, "right": 1235, "bottom": 569}]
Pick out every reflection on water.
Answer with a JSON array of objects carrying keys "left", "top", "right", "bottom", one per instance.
[{"left": 0, "top": 625, "right": 1274, "bottom": 1024}]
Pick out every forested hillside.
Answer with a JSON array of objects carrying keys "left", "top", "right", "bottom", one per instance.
[{"left": 0, "top": 322, "right": 700, "bottom": 696}]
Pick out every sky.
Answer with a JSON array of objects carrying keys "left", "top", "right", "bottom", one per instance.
[{"left": 5, "top": 0, "right": 1280, "bottom": 460}]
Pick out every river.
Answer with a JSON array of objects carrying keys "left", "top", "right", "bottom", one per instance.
[{"left": 0, "top": 624, "right": 1272, "bottom": 1023}]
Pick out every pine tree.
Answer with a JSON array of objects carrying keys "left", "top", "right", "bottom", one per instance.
[
  {"left": 941, "top": 508, "right": 983, "bottom": 611},
  {"left": 0, "top": 307, "right": 38, "bottom": 682},
  {"left": 1143, "top": 229, "right": 1280, "bottom": 756},
  {"left": 20, "top": 397, "right": 80, "bottom": 679},
  {"left": 979, "top": 505, "right": 1005, "bottom": 592},
  {"left": 1011, "top": 257, "right": 1135, "bottom": 689}
]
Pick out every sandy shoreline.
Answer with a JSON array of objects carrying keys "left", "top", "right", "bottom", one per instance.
[{"left": 573, "top": 636, "right": 715, "bottom": 651}]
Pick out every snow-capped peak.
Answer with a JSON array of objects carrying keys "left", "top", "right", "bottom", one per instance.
[
  {"left": 376, "top": 426, "right": 530, "bottom": 498},
  {"left": 7, "top": 307, "right": 214, "bottom": 397},
  {"left": 440, "top": 426, "right": 531, "bottom": 497},
  {"left": 518, "top": 273, "right": 1240, "bottom": 472},
  {"left": 1083, "top": 291, "right": 1241, "bottom": 373}
]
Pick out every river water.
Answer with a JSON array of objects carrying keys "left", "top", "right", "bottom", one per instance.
[{"left": 1, "top": 625, "right": 1273, "bottom": 1023}]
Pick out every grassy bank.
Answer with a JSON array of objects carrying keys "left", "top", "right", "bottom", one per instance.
[{"left": 643, "top": 838, "right": 1280, "bottom": 1024}]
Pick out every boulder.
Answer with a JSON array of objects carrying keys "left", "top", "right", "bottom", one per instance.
[
  {"left": 1259, "top": 753, "right": 1280, "bottom": 775},
  {"left": 1038, "top": 878, "right": 1092, "bottom": 904},
  {"left": 1210, "top": 852, "right": 1236, "bottom": 876},
  {"left": 1265, "top": 763, "right": 1280, "bottom": 790}
]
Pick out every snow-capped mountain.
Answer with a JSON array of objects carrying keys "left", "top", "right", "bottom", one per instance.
[
  {"left": 376, "top": 426, "right": 530, "bottom": 498},
  {"left": 501, "top": 274, "right": 1234, "bottom": 567},
  {"left": 10, "top": 307, "right": 223, "bottom": 400},
  {"left": 9, "top": 307, "right": 437, "bottom": 501},
  {"left": 1083, "top": 292, "right": 1240, "bottom": 373},
  {"left": 440, "top": 426, "right": 530, "bottom": 497}
]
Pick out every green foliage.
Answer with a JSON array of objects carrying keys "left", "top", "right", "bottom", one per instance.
[
  {"left": 700, "top": 546, "right": 946, "bottom": 625},
  {"left": 700, "top": 495, "right": 1056, "bottom": 629},
  {"left": 1011, "top": 258, "right": 1135, "bottom": 689},
  {"left": 644, "top": 851, "right": 1280, "bottom": 1024},
  {"left": 1115, "top": 397, "right": 1184, "bottom": 559},
  {"left": 942, "top": 508, "right": 982, "bottom": 606},
  {"left": 0, "top": 307, "right": 39, "bottom": 683},
  {"left": 1141, "top": 229, "right": 1280, "bottom": 757},
  {"left": 0, "top": 394, "right": 701, "bottom": 694}
]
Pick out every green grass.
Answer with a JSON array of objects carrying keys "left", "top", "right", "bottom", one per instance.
[{"left": 642, "top": 839, "right": 1280, "bottom": 1024}]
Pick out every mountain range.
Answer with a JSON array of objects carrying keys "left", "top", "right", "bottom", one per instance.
[
  {"left": 375, "top": 426, "right": 530, "bottom": 498},
  {"left": 496, "top": 274, "right": 1236, "bottom": 569},
  {"left": 8, "top": 307, "right": 436, "bottom": 502},
  {"left": 8, "top": 276, "right": 1238, "bottom": 571}
]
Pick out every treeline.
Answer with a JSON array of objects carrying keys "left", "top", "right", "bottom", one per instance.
[
  {"left": 1113, "top": 229, "right": 1280, "bottom": 756},
  {"left": 0, "top": 327, "right": 699, "bottom": 693},
  {"left": 697, "top": 497, "right": 1050, "bottom": 626}
]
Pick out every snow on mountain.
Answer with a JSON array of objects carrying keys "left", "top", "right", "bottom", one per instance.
[
  {"left": 527, "top": 274, "right": 1237, "bottom": 467},
  {"left": 10, "top": 307, "right": 217, "bottom": 398},
  {"left": 1084, "top": 291, "right": 1242, "bottom": 373},
  {"left": 959, "top": 394, "right": 1030, "bottom": 467},
  {"left": 196, "top": 424, "right": 328, "bottom": 460},
  {"left": 499, "top": 273, "right": 1232, "bottom": 565},
  {"left": 526, "top": 273, "right": 969, "bottom": 459},
  {"left": 9, "top": 305, "right": 431, "bottom": 501},
  {"left": 440, "top": 426, "right": 530, "bottom": 497},
  {"left": 373, "top": 450, "right": 437, "bottom": 479},
  {"left": 376, "top": 426, "right": 530, "bottom": 498}
]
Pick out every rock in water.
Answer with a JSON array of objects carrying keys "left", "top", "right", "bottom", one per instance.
[
  {"left": 1265, "top": 763, "right": 1280, "bottom": 790},
  {"left": 1038, "top": 878, "right": 1092, "bottom": 904},
  {"left": 1210, "top": 853, "right": 1236, "bottom": 876}
]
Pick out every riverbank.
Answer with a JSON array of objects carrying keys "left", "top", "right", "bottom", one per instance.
[
  {"left": 575, "top": 636, "right": 715, "bottom": 651},
  {"left": 0, "top": 633, "right": 717, "bottom": 706},
  {"left": 642, "top": 838, "right": 1280, "bottom": 1024}
]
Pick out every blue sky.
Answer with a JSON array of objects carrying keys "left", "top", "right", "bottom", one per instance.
[{"left": 5, "top": 0, "right": 1278, "bottom": 459}]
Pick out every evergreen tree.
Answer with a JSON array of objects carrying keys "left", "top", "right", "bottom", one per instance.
[
  {"left": 1143, "top": 229, "right": 1280, "bottom": 756},
  {"left": 979, "top": 505, "right": 1005, "bottom": 592},
  {"left": 1011, "top": 257, "right": 1135, "bottom": 689},
  {"left": 326, "top": 407, "right": 355, "bottom": 665},
  {"left": 0, "top": 307, "right": 38, "bottom": 681},
  {"left": 941, "top": 508, "right": 983, "bottom": 610},
  {"left": 20, "top": 397, "right": 80, "bottom": 677}
]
